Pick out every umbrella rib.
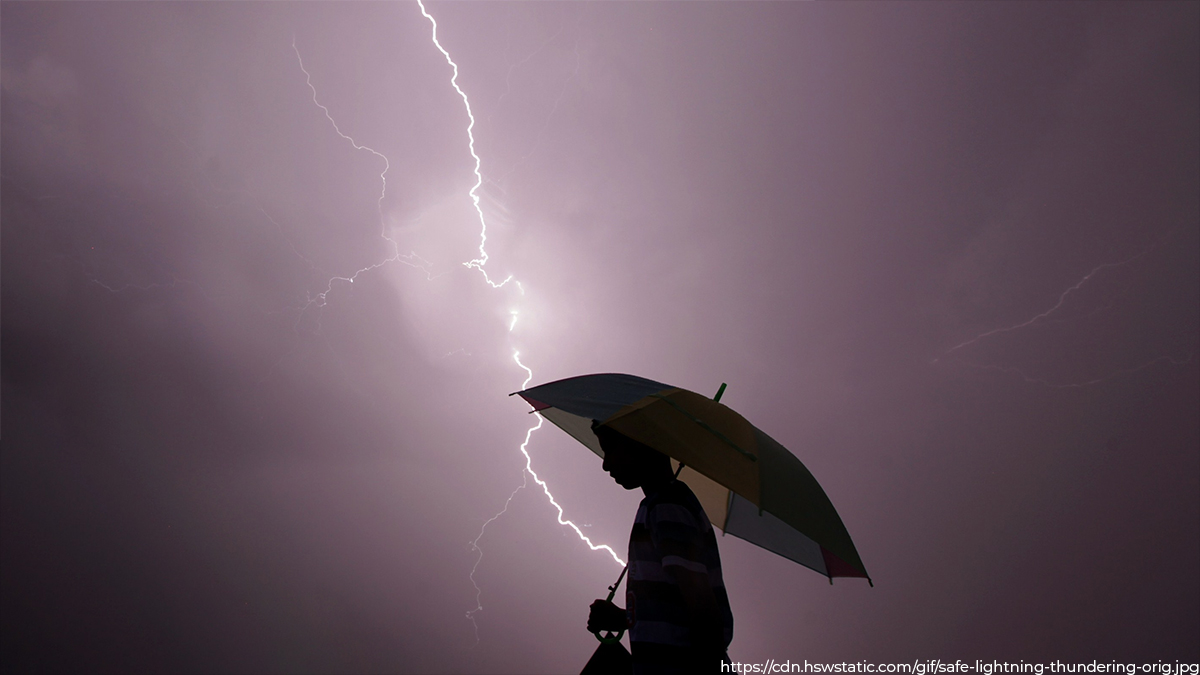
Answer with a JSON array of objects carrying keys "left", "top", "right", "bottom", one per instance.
[
  {"left": 648, "top": 393, "right": 757, "bottom": 462},
  {"left": 722, "top": 490, "right": 734, "bottom": 533}
]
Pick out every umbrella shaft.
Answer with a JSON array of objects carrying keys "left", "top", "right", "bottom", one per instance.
[{"left": 605, "top": 565, "right": 629, "bottom": 602}]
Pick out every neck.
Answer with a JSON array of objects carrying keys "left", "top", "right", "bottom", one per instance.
[{"left": 640, "top": 472, "right": 673, "bottom": 498}]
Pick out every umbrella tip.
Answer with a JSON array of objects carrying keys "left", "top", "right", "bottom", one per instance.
[{"left": 713, "top": 382, "right": 727, "bottom": 402}]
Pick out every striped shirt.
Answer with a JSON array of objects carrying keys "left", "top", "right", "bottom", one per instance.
[{"left": 626, "top": 479, "right": 733, "bottom": 670}]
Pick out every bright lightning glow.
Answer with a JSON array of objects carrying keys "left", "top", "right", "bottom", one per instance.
[{"left": 416, "top": 0, "right": 512, "bottom": 289}]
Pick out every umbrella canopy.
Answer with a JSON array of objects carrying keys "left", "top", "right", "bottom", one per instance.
[{"left": 515, "top": 373, "right": 870, "bottom": 583}]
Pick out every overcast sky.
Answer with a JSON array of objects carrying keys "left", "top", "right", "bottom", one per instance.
[{"left": 2, "top": 2, "right": 1198, "bottom": 673}]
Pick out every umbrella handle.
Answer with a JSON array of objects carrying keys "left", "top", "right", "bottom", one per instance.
[
  {"left": 592, "top": 628, "right": 625, "bottom": 644},
  {"left": 592, "top": 565, "right": 628, "bottom": 643}
]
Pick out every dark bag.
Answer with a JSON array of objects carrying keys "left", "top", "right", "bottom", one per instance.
[{"left": 580, "top": 640, "right": 632, "bottom": 675}]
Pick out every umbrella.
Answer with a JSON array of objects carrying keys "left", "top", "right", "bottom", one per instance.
[{"left": 514, "top": 373, "right": 870, "bottom": 584}]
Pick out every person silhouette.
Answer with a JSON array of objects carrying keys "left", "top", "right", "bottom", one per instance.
[{"left": 586, "top": 422, "right": 733, "bottom": 674}]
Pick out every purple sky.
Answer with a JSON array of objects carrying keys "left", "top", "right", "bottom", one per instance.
[{"left": 2, "top": 2, "right": 1198, "bottom": 673}]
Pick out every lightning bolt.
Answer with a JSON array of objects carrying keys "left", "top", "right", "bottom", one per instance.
[
  {"left": 290, "top": 36, "right": 435, "bottom": 314},
  {"left": 462, "top": 357, "right": 626, "bottom": 644},
  {"left": 464, "top": 471, "right": 526, "bottom": 646},
  {"left": 293, "top": 35, "right": 391, "bottom": 229},
  {"left": 938, "top": 232, "right": 1192, "bottom": 388},
  {"left": 414, "top": 0, "right": 623, "bottom": 646},
  {"left": 940, "top": 240, "right": 1165, "bottom": 358},
  {"left": 463, "top": 369, "right": 623, "bottom": 645},
  {"left": 287, "top": 3, "right": 620, "bottom": 647},
  {"left": 512, "top": 352, "right": 625, "bottom": 568},
  {"left": 417, "top": 0, "right": 512, "bottom": 289}
]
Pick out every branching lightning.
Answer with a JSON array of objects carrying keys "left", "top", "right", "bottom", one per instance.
[
  {"left": 464, "top": 472, "right": 526, "bottom": 645},
  {"left": 938, "top": 233, "right": 1192, "bottom": 388},
  {"left": 939, "top": 240, "right": 1164, "bottom": 358},
  {"left": 291, "top": 36, "right": 434, "bottom": 313},
  {"left": 464, "top": 391, "right": 623, "bottom": 644},
  {"left": 293, "top": 36, "right": 392, "bottom": 227}
]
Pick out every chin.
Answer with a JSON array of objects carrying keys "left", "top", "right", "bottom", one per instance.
[{"left": 610, "top": 474, "right": 639, "bottom": 490}]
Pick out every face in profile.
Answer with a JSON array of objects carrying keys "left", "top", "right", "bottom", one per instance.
[
  {"left": 601, "top": 437, "right": 642, "bottom": 489},
  {"left": 593, "top": 424, "right": 665, "bottom": 491}
]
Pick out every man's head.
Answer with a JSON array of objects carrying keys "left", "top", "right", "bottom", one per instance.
[{"left": 592, "top": 422, "right": 673, "bottom": 490}]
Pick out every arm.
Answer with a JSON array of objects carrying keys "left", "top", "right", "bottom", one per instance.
[{"left": 668, "top": 565, "right": 725, "bottom": 658}]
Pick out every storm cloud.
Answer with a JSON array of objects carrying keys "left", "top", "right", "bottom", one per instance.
[{"left": 3, "top": 2, "right": 1197, "bottom": 673}]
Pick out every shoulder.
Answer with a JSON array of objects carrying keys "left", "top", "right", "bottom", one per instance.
[{"left": 645, "top": 481, "right": 709, "bottom": 531}]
